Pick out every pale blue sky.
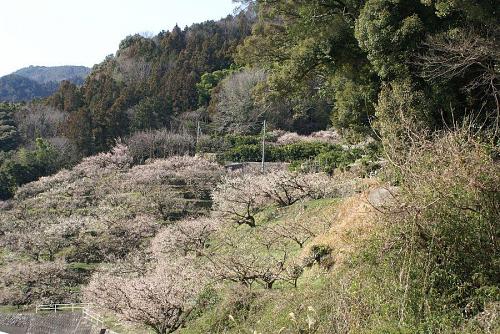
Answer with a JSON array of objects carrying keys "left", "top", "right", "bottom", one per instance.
[{"left": 0, "top": 0, "right": 238, "bottom": 76}]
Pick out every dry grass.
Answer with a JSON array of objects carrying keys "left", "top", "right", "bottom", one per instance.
[{"left": 302, "top": 181, "right": 388, "bottom": 269}]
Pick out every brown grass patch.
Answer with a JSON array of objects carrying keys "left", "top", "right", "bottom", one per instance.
[{"left": 302, "top": 183, "right": 389, "bottom": 269}]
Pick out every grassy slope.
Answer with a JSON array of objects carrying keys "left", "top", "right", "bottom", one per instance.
[
  {"left": 180, "top": 194, "right": 382, "bottom": 334},
  {"left": 3, "top": 184, "right": 495, "bottom": 333},
  {"left": 178, "top": 186, "right": 498, "bottom": 334}
]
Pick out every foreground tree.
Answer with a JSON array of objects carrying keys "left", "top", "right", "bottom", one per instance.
[
  {"left": 151, "top": 216, "right": 221, "bottom": 257},
  {"left": 259, "top": 170, "right": 341, "bottom": 206},
  {"left": 85, "top": 260, "right": 206, "bottom": 334},
  {"left": 0, "top": 260, "right": 79, "bottom": 306},
  {"left": 212, "top": 173, "right": 268, "bottom": 227},
  {"left": 206, "top": 228, "right": 292, "bottom": 289}
]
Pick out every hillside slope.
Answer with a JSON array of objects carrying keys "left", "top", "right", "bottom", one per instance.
[
  {"left": 0, "top": 66, "right": 90, "bottom": 102},
  {"left": 0, "top": 74, "right": 58, "bottom": 102},
  {"left": 0, "top": 130, "right": 497, "bottom": 334},
  {"left": 13, "top": 65, "right": 90, "bottom": 84}
]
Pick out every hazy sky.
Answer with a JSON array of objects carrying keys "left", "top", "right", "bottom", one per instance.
[{"left": 0, "top": 0, "right": 238, "bottom": 76}]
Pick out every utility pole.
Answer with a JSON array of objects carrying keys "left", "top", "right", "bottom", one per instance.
[
  {"left": 261, "top": 119, "right": 266, "bottom": 173},
  {"left": 196, "top": 121, "right": 201, "bottom": 146}
]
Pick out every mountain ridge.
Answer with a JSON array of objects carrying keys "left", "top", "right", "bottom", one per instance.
[
  {"left": 12, "top": 65, "right": 90, "bottom": 84},
  {"left": 0, "top": 65, "right": 90, "bottom": 102}
]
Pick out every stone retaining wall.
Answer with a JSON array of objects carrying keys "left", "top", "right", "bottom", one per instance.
[{"left": 0, "top": 312, "right": 100, "bottom": 334}]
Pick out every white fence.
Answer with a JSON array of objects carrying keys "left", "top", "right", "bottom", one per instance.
[
  {"left": 35, "top": 303, "right": 90, "bottom": 313},
  {"left": 35, "top": 303, "right": 120, "bottom": 334}
]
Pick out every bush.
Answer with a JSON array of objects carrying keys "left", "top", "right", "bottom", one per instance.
[
  {"left": 373, "top": 128, "right": 500, "bottom": 329},
  {"left": 312, "top": 148, "right": 363, "bottom": 174},
  {"left": 197, "top": 134, "right": 277, "bottom": 158},
  {"left": 206, "top": 136, "right": 366, "bottom": 174},
  {"left": 0, "top": 171, "right": 15, "bottom": 200},
  {"left": 196, "top": 135, "right": 225, "bottom": 155},
  {"left": 220, "top": 139, "right": 350, "bottom": 164},
  {"left": 0, "top": 138, "right": 62, "bottom": 197},
  {"left": 309, "top": 245, "right": 333, "bottom": 266},
  {"left": 270, "top": 142, "right": 335, "bottom": 162},
  {"left": 223, "top": 144, "right": 261, "bottom": 162}
]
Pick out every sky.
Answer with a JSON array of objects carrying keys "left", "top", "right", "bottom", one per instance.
[{"left": 0, "top": 0, "right": 238, "bottom": 76}]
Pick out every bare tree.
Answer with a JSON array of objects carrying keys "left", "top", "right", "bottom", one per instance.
[
  {"left": 213, "top": 68, "right": 267, "bottom": 134},
  {"left": 126, "top": 129, "right": 195, "bottom": 163},
  {"left": 14, "top": 104, "right": 68, "bottom": 142},
  {"left": 259, "top": 170, "right": 341, "bottom": 206},
  {"left": 212, "top": 174, "right": 268, "bottom": 227},
  {"left": 416, "top": 28, "right": 500, "bottom": 131},
  {"left": 151, "top": 216, "right": 221, "bottom": 257},
  {"left": 260, "top": 205, "right": 331, "bottom": 249},
  {"left": 206, "top": 230, "right": 290, "bottom": 289}
]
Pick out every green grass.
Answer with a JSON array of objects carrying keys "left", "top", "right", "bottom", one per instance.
[
  {"left": 180, "top": 198, "right": 343, "bottom": 334},
  {"left": 67, "top": 262, "right": 98, "bottom": 271},
  {"left": 255, "top": 198, "right": 340, "bottom": 224},
  {"left": 0, "top": 305, "right": 28, "bottom": 313},
  {"left": 180, "top": 268, "right": 335, "bottom": 334},
  {"left": 179, "top": 192, "right": 500, "bottom": 333}
]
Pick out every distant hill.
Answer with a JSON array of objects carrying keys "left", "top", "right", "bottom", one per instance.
[
  {"left": 0, "top": 65, "right": 90, "bottom": 102},
  {"left": 0, "top": 74, "right": 59, "bottom": 102},
  {"left": 13, "top": 65, "right": 90, "bottom": 84}
]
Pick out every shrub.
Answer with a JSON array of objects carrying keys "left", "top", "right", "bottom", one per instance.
[
  {"left": 196, "top": 135, "right": 228, "bottom": 155},
  {"left": 309, "top": 245, "right": 333, "bottom": 266},
  {"left": 312, "top": 148, "right": 363, "bottom": 174},
  {"left": 376, "top": 127, "right": 500, "bottom": 329},
  {"left": 270, "top": 142, "right": 335, "bottom": 162},
  {"left": 222, "top": 144, "right": 261, "bottom": 162}
]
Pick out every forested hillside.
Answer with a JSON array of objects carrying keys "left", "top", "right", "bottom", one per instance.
[
  {"left": 13, "top": 65, "right": 90, "bottom": 84},
  {"left": 0, "top": 75, "right": 59, "bottom": 102},
  {"left": 0, "top": 66, "right": 90, "bottom": 102},
  {"left": 0, "top": 1, "right": 498, "bottom": 333}
]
